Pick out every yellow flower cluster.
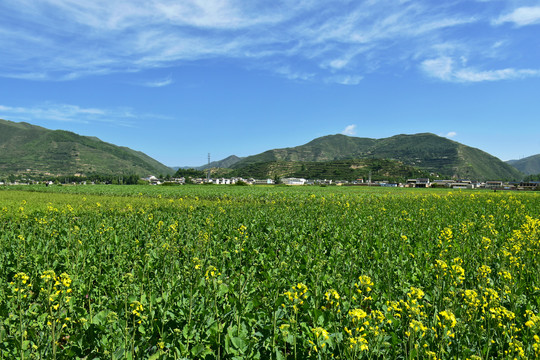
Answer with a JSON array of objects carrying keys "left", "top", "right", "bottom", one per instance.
[
  {"left": 41, "top": 270, "right": 72, "bottom": 305},
  {"left": 40, "top": 270, "right": 73, "bottom": 334},
  {"left": 407, "top": 319, "right": 428, "bottom": 338},
  {"left": 434, "top": 259, "right": 448, "bottom": 279},
  {"left": 525, "top": 310, "right": 540, "bottom": 329},
  {"left": 437, "top": 310, "right": 457, "bottom": 339},
  {"left": 477, "top": 264, "right": 492, "bottom": 281},
  {"left": 349, "top": 308, "right": 368, "bottom": 322},
  {"left": 311, "top": 326, "right": 329, "bottom": 340},
  {"left": 10, "top": 272, "right": 32, "bottom": 297},
  {"left": 348, "top": 333, "right": 369, "bottom": 351},
  {"left": 438, "top": 227, "right": 453, "bottom": 252},
  {"left": 282, "top": 283, "right": 308, "bottom": 312},
  {"left": 449, "top": 258, "right": 465, "bottom": 286},
  {"left": 401, "top": 287, "right": 427, "bottom": 320},
  {"left": 354, "top": 275, "right": 374, "bottom": 302},
  {"left": 460, "top": 289, "right": 481, "bottom": 320},
  {"left": 322, "top": 289, "right": 340, "bottom": 310},
  {"left": 533, "top": 335, "right": 540, "bottom": 357},
  {"left": 204, "top": 265, "right": 221, "bottom": 280},
  {"left": 130, "top": 301, "right": 143, "bottom": 316},
  {"left": 439, "top": 310, "right": 457, "bottom": 328},
  {"left": 192, "top": 257, "right": 202, "bottom": 270},
  {"left": 129, "top": 301, "right": 146, "bottom": 325}
]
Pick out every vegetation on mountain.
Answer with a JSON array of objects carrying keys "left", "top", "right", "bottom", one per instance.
[
  {"left": 524, "top": 173, "right": 540, "bottom": 182},
  {"left": 227, "top": 159, "right": 430, "bottom": 182},
  {"left": 507, "top": 154, "right": 540, "bottom": 175},
  {"left": 0, "top": 119, "right": 173, "bottom": 177},
  {"left": 0, "top": 118, "right": 528, "bottom": 181},
  {"left": 229, "top": 133, "right": 523, "bottom": 180},
  {"left": 173, "top": 168, "right": 206, "bottom": 178},
  {"left": 198, "top": 155, "right": 243, "bottom": 170}
]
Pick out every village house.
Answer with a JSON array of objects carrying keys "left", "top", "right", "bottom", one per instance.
[
  {"left": 144, "top": 175, "right": 161, "bottom": 185},
  {"left": 213, "top": 178, "right": 231, "bottom": 185},
  {"left": 406, "top": 178, "right": 431, "bottom": 188},
  {"left": 281, "top": 178, "right": 307, "bottom": 185},
  {"left": 252, "top": 179, "right": 275, "bottom": 185},
  {"left": 485, "top": 181, "right": 503, "bottom": 189},
  {"left": 518, "top": 181, "right": 540, "bottom": 190}
]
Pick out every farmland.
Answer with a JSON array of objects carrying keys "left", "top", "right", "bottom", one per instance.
[{"left": 1, "top": 185, "right": 539, "bottom": 359}]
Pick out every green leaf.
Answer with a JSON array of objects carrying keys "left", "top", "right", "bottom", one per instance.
[
  {"left": 113, "top": 346, "right": 125, "bottom": 360},
  {"left": 231, "top": 336, "right": 247, "bottom": 353},
  {"left": 92, "top": 310, "right": 108, "bottom": 326},
  {"left": 218, "top": 283, "right": 229, "bottom": 296},
  {"left": 148, "top": 350, "right": 162, "bottom": 360},
  {"left": 191, "top": 343, "right": 214, "bottom": 358}
]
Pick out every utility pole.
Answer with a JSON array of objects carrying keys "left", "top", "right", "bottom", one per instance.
[{"left": 207, "top": 153, "right": 211, "bottom": 183}]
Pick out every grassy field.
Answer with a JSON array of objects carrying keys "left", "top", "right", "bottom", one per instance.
[{"left": 1, "top": 185, "right": 539, "bottom": 359}]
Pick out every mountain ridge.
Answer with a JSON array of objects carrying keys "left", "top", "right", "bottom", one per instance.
[
  {"left": 216, "top": 133, "right": 522, "bottom": 181},
  {"left": 507, "top": 154, "right": 540, "bottom": 175},
  {"left": 0, "top": 119, "right": 173, "bottom": 177},
  {"left": 198, "top": 155, "right": 244, "bottom": 170}
]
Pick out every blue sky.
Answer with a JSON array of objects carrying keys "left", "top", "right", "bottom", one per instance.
[{"left": 1, "top": 0, "right": 539, "bottom": 167}]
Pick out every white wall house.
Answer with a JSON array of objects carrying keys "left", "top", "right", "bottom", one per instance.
[{"left": 282, "top": 178, "right": 306, "bottom": 185}]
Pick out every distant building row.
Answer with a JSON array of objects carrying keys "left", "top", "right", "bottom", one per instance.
[
  {"left": 144, "top": 175, "right": 538, "bottom": 190},
  {"left": 404, "top": 178, "right": 539, "bottom": 190}
]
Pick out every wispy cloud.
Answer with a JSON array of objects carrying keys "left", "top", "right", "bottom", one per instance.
[
  {"left": 141, "top": 76, "right": 174, "bottom": 88},
  {"left": 0, "top": 102, "right": 167, "bottom": 126},
  {"left": 274, "top": 66, "right": 315, "bottom": 81},
  {"left": 0, "top": 1, "right": 536, "bottom": 83},
  {"left": 421, "top": 56, "right": 540, "bottom": 82},
  {"left": 493, "top": 6, "right": 540, "bottom": 26},
  {"left": 342, "top": 124, "right": 357, "bottom": 136},
  {"left": 327, "top": 75, "right": 363, "bottom": 85}
]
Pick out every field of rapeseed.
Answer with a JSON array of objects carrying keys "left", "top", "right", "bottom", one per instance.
[{"left": 0, "top": 185, "right": 539, "bottom": 359}]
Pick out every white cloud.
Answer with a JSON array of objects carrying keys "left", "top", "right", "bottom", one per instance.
[
  {"left": 494, "top": 6, "right": 540, "bottom": 26},
  {"left": 455, "top": 68, "right": 540, "bottom": 82},
  {"left": 342, "top": 124, "right": 357, "bottom": 136},
  {"left": 0, "top": 102, "right": 167, "bottom": 126},
  {"left": 0, "top": 0, "right": 535, "bottom": 83},
  {"left": 421, "top": 56, "right": 540, "bottom": 82},
  {"left": 327, "top": 75, "right": 363, "bottom": 85},
  {"left": 421, "top": 57, "right": 453, "bottom": 81},
  {"left": 142, "top": 76, "right": 174, "bottom": 87},
  {"left": 445, "top": 131, "right": 457, "bottom": 138},
  {"left": 274, "top": 66, "right": 315, "bottom": 81}
]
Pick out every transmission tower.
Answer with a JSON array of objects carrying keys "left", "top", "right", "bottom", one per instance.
[{"left": 207, "top": 153, "right": 210, "bottom": 182}]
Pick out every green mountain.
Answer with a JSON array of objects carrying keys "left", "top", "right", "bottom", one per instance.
[
  {"left": 0, "top": 119, "right": 173, "bottom": 177},
  {"left": 225, "top": 158, "right": 430, "bottom": 182},
  {"left": 229, "top": 133, "right": 522, "bottom": 181},
  {"left": 198, "top": 155, "right": 243, "bottom": 170},
  {"left": 507, "top": 154, "right": 540, "bottom": 175}
]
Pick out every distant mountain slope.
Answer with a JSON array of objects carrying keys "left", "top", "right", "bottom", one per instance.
[
  {"left": 507, "top": 154, "right": 540, "bottom": 175},
  {"left": 0, "top": 119, "right": 173, "bottom": 176},
  {"left": 228, "top": 158, "right": 430, "bottom": 182},
  {"left": 198, "top": 155, "right": 243, "bottom": 170},
  {"left": 231, "top": 133, "right": 523, "bottom": 180}
]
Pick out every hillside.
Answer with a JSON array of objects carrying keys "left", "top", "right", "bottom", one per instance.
[
  {"left": 225, "top": 158, "right": 430, "bottom": 182},
  {"left": 198, "top": 155, "right": 243, "bottom": 170},
  {"left": 229, "top": 133, "right": 523, "bottom": 180},
  {"left": 507, "top": 154, "right": 540, "bottom": 175},
  {"left": 0, "top": 119, "right": 173, "bottom": 177}
]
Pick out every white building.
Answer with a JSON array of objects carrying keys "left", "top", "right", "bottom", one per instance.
[{"left": 281, "top": 178, "right": 306, "bottom": 185}]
